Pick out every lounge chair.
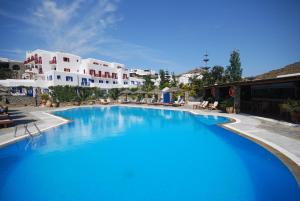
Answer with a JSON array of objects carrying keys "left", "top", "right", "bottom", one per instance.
[
  {"left": 0, "top": 114, "right": 9, "bottom": 120},
  {"left": 193, "top": 101, "right": 203, "bottom": 109},
  {"left": 196, "top": 101, "right": 208, "bottom": 109},
  {"left": 172, "top": 99, "right": 185, "bottom": 107},
  {"left": 208, "top": 101, "right": 218, "bottom": 110},
  {"left": 193, "top": 101, "right": 205, "bottom": 109},
  {"left": 0, "top": 119, "right": 14, "bottom": 128}
]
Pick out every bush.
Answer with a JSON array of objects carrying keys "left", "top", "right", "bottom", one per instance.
[
  {"left": 41, "top": 93, "right": 49, "bottom": 101},
  {"left": 49, "top": 86, "right": 105, "bottom": 102},
  {"left": 281, "top": 99, "right": 300, "bottom": 113},
  {"left": 219, "top": 98, "right": 234, "bottom": 111},
  {"left": 108, "top": 88, "right": 120, "bottom": 100}
]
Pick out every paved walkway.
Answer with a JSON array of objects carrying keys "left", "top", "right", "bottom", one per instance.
[{"left": 1, "top": 104, "right": 300, "bottom": 171}]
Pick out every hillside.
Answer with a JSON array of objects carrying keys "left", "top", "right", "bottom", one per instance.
[
  {"left": 255, "top": 61, "right": 300, "bottom": 80},
  {"left": 179, "top": 67, "right": 207, "bottom": 76}
]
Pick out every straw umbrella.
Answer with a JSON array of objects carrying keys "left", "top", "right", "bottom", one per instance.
[
  {"left": 149, "top": 88, "right": 161, "bottom": 95},
  {"left": 0, "top": 85, "right": 9, "bottom": 104},
  {"left": 167, "top": 87, "right": 180, "bottom": 93},
  {"left": 134, "top": 89, "right": 146, "bottom": 94},
  {"left": 120, "top": 89, "right": 132, "bottom": 101}
]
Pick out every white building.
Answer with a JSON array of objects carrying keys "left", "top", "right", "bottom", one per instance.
[
  {"left": 0, "top": 49, "right": 146, "bottom": 89},
  {"left": 178, "top": 68, "right": 205, "bottom": 85}
]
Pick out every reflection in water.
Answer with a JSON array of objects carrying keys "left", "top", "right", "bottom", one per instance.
[{"left": 26, "top": 107, "right": 146, "bottom": 152}]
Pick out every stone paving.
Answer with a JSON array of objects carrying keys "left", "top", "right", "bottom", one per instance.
[{"left": 1, "top": 104, "right": 300, "bottom": 169}]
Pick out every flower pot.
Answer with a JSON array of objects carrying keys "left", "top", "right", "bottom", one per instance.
[
  {"left": 291, "top": 112, "right": 300, "bottom": 124},
  {"left": 46, "top": 100, "right": 52, "bottom": 107},
  {"left": 226, "top": 106, "right": 235, "bottom": 114}
]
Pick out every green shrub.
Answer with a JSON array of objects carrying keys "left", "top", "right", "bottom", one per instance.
[
  {"left": 108, "top": 88, "right": 120, "bottom": 100},
  {"left": 41, "top": 93, "right": 49, "bottom": 101},
  {"left": 281, "top": 99, "right": 300, "bottom": 113},
  {"left": 219, "top": 98, "right": 234, "bottom": 111}
]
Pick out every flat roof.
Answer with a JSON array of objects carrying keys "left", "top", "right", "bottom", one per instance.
[{"left": 204, "top": 75, "right": 300, "bottom": 88}]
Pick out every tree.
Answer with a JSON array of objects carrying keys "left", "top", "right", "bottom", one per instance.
[
  {"left": 201, "top": 69, "right": 213, "bottom": 86},
  {"left": 189, "top": 75, "right": 204, "bottom": 97},
  {"left": 142, "top": 75, "right": 155, "bottom": 92},
  {"left": 211, "top": 65, "right": 225, "bottom": 84},
  {"left": 170, "top": 72, "right": 178, "bottom": 87},
  {"left": 0, "top": 67, "right": 13, "bottom": 79},
  {"left": 159, "top": 69, "right": 170, "bottom": 89},
  {"left": 108, "top": 88, "right": 120, "bottom": 100},
  {"left": 225, "top": 50, "right": 242, "bottom": 82}
]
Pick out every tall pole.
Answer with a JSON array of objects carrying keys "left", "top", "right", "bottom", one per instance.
[{"left": 203, "top": 50, "right": 209, "bottom": 68}]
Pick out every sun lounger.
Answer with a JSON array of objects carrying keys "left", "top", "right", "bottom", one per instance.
[
  {"left": 0, "top": 114, "right": 9, "bottom": 120},
  {"left": 193, "top": 101, "right": 205, "bottom": 109},
  {"left": 193, "top": 101, "right": 203, "bottom": 109},
  {"left": 172, "top": 99, "right": 185, "bottom": 107},
  {"left": 200, "top": 101, "right": 209, "bottom": 109},
  {"left": 0, "top": 119, "right": 14, "bottom": 128},
  {"left": 208, "top": 101, "right": 218, "bottom": 110}
]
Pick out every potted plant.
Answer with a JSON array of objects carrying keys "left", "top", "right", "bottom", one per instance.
[
  {"left": 281, "top": 99, "right": 300, "bottom": 123},
  {"left": 51, "top": 97, "right": 59, "bottom": 107},
  {"left": 41, "top": 94, "right": 50, "bottom": 106},
  {"left": 219, "top": 98, "right": 234, "bottom": 113}
]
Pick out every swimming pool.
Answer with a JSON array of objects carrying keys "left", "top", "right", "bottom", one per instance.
[{"left": 0, "top": 106, "right": 299, "bottom": 201}]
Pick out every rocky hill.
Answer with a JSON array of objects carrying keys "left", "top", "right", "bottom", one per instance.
[{"left": 255, "top": 61, "right": 300, "bottom": 80}]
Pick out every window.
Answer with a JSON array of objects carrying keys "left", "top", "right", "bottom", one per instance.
[
  {"left": 113, "top": 81, "right": 118, "bottom": 84},
  {"left": 66, "top": 76, "right": 73, "bottom": 82},
  {"left": 64, "top": 68, "right": 70, "bottom": 72},
  {"left": 63, "top": 57, "right": 70, "bottom": 62},
  {"left": 103, "top": 64, "right": 109, "bottom": 67},
  {"left": 131, "top": 81, "right": 135, "bottom": 84},
  {"left": 124, "top": 82, "right": 128, "bottom": 85},
  {"left": 93, "top": 62, "right": 99, "bottom": 65},
  {"left": 48, "top": 75, "right": 53, "bottom": 81},
  {"left": 99, "top": 80, "right": 103, "bottom": 83},
  {"left": 89, "top": 69, "right": 95, "bottom": 76},
  {"left": 106, "top": 80, "right": 109, "bottom": 84},
  {"left": 57, "top": 75, "right": 61, "bottom": 80},
  {"left": 112, "top": 73, "right": 117, "bottom": 79},
  {"left": 89, "top": 79, "right": 94, "bottom": 83},
  {"left": 104, "top": 72, "right": 110, "bottom": 78}
]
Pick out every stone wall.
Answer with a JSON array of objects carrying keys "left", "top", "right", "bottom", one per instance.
[{"left": 1, "top": 96, "right": 41, "bottom": 106}]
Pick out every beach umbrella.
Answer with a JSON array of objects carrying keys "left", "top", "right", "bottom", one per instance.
[
  {"left": 149, "top": 88, "right": 161, "bottom": 94},
  {"left": 167, "top": 87, "right": 180, "bottom": 93},
  {"left": 0, "top": 92, "right": 9, "bottom": 96},
  {"left": 134, "top": 89, "right": 146, "bottom": 94},
  {"left": 120, "top": 89, "right": 132, "bottom": 95},
  {"left": 0, "top": 85, "right": 9, "bottom": 93},
  {"left": 120, "top": 89, "right": 132, "bottom": 100}
]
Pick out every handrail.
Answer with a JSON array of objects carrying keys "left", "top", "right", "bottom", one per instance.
[{"left": 14, "top": 123, "right": 42, "bottom": 138}]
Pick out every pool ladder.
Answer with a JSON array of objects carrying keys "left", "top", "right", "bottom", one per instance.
[{"left": 14, "top": 123, "right": 42, "bottom": 139}]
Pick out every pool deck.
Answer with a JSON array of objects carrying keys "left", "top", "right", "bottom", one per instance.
[{"left": 1, "top": 104, "right": 300, "bottom": 181}]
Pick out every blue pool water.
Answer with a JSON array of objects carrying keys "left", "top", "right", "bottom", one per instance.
[{"left": 0, "top": 106, "right": 299, "bottom": 201}]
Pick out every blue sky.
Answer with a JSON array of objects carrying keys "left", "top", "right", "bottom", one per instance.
[{"left": 0, "top": 0, "right": 299, "bottom": 76}]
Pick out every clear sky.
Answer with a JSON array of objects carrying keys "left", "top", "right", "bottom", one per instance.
[{"left": 0, "top": 0, "right": 299, "bottom": 76}]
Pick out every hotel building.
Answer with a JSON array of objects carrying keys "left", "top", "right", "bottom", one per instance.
[{"left": 0, "top": 49, "right": 148, "bottom": 90}]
